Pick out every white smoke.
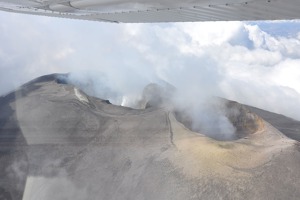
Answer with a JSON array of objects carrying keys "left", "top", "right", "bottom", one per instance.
[
  {"left": 1, "top": 12, "right": 300, "bottom": 140},
  {"left": 171, "top": 93, "right": 237, "bottom": 140}
]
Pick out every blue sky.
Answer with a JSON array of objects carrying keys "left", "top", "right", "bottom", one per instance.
[{"left": 1, "top": 11, "right": 300, "bottom": 120}]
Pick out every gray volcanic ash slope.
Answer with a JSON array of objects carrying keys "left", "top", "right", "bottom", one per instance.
[{"left": 0, "top": 74, "right": 300, "bottom": 200}]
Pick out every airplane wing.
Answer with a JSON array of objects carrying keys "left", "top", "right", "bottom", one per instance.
[{"left": 0, "top": 0, "right": 300, "bottom": 23}]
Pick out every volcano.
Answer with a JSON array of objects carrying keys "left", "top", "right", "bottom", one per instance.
[{"left": 0, "top": 74, "right": 300, "bottom": 200}]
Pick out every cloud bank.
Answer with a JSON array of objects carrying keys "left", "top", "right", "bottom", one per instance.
[{"left": 1, "top": 11, "right": 300, "bottom": 121}]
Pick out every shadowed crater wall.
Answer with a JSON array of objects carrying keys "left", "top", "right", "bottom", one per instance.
[{"left": 174, "top": 99, "right": 264, "bottom": 141}]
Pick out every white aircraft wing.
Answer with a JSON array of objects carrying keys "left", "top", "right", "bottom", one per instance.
[{"left": 0, "top": 0, "right": 300, "bottom": 23}]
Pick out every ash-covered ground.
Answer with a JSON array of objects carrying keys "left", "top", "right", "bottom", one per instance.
[{"left": 0, "top": 74, "right": 300, "bottom": 200}]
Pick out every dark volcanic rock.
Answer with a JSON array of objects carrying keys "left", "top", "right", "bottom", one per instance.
[{"left": 246, "top": 105, "right": 300, "bottom": 142}]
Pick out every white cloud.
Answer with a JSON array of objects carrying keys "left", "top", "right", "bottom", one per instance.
[
  {"left": 1, "top": 11, "right": 300, "bottom": 121},
  {"left": 178, "top": 21, "right": 244, "bottom": 46}
]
